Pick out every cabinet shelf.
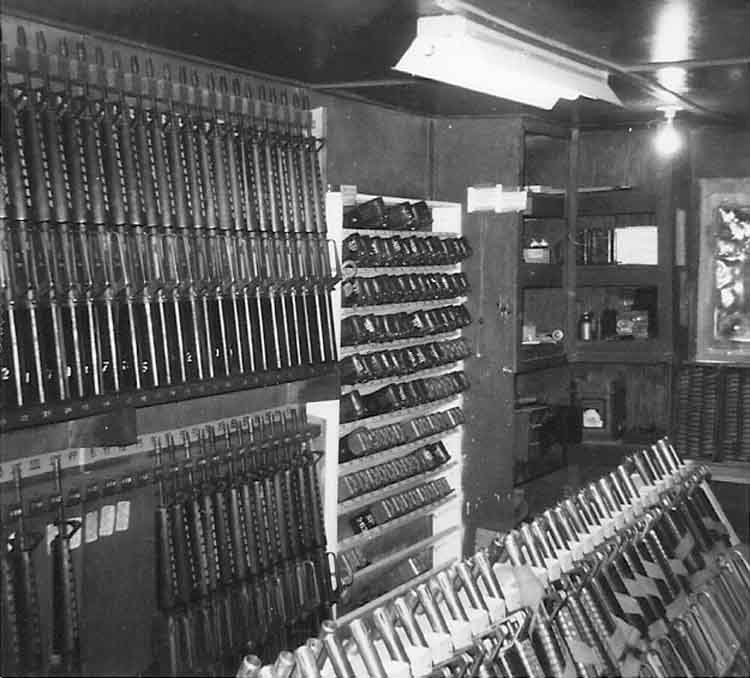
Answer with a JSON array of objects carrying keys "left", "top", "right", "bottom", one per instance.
[
  {"left": 339, "top": 394, "right": 463, "bottom": 435},
  {"left": 570, "top": 340, "right": 672, "bottom": 364},
  {"left": 350, "top": 264, "right": 461, "bottom": 275},
  {"left": 577, "top": 188, "right": 655, "bottom": 216},
  {"left": 337, "top": 493, "right": 457, "bottom": 551},
  {"left": 341, "top": 296, "right": 468, "bottom": 316},
  {"left": 523, "top": 191, "right": 565, "bottom": 218},
  {"left": 338, "top": 461, "right": 458, "bottom": 514},
  {"left": 343, "top": 227, "right": 462, "bottom": 238},
  {"left": 335, "top": 560, "right": 457, "bottom": 625},
  {"left": 576, "top": 264, "right": 662, "bottom": 287},
  {"left": 340, "top": 429, "right": 462, "bottom": 474},
  {"left": 519, "top": 263, "right": 564, "bottom": 288},
  {"left": 341, "top": 330, "right": 463, "bottom": 356},
  {"left": 341, "top": 361, "right": 466, "bottom": 395},
  {"left": 517, "top": 345, "right": 566, "bottom": 372},
  {"left": 341, "top": 526, "right": 461, "bottom": 583}
]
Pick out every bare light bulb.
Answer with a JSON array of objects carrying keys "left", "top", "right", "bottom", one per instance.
[{"left": 654, "top": 108, "right": 682, "bottom": 155}]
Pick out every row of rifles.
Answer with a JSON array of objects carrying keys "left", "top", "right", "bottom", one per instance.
[
  {"left": 1, "top": 27, "right": 338, "bottom": 412},
  {"left": 153, "top": 408, "right": 336, "bottom": 676}
]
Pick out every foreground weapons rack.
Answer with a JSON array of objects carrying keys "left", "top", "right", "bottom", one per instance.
[
  {"left": 1, "top": 405, "right": 338, "bottom": 676},
  {"left": 233, "top": 439, "right": 750, "bottom": 678},
  {"left": 0, "top": 25, "right": 339, "bottom": 431}
]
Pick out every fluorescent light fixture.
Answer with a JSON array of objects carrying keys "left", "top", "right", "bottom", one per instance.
[{"left": 394, "top": 15, "right": 622, "bottom": 109}]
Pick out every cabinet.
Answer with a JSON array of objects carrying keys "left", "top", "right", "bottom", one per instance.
[
  {"left": 326, "top": 190, "right": 466, "bottom": 616},
  {"left": 570, "top": 188, "right": 674, "bottom": 364}
]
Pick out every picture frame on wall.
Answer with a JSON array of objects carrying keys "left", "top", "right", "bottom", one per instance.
[{"left": 696, "top": 178, "right": 750, "bottom": 363}]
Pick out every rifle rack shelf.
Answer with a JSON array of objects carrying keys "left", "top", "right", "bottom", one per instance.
[{"left": 327, "top": 189, "right": 467, "bottom": 619}]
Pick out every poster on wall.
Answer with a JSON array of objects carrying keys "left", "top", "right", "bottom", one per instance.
[{"left": 696, "top": 178, "right": 750, "bottom": 362}]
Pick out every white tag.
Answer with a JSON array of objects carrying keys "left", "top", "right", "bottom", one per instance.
[
  {"left": 531, "top": 564, "right": 550, "bottom": 586},
  {"left": 602, "top": 519, "right": 615, "bottom": 539},
  {"left": 99, "top": 505, "right": 116, "bottom": 537},
  {"left": 425, "top": 630, "right": 452, "bottom": 662},
  {"left": 566, "top": 636, "right": 597, "bottom": 666},
  {"left": 622, "top": 577, "right": 646, "bottom": 600},
  {"left": 85, "top": 510, "right": 99, "bottom": 543},
  {"left": 582, "top": 533, "right": 595, "bottom": 553},
  {"left": 544, "top": 557, "right": 562, "bottom": 582},
  {"left": 492, "top": 563, "right": 522, "bottom": 612},
  {"left": 46, "top": 523, "right": 59, "bottom": 555},
  {"left": 668, "top": 558, "right": 689, "bottom": 576},
  {"left": 466, "top": 606, "right": 489, "bottom": 636},
  {"left": 635, "top": 572, "right": 662, "bottom": 598},
  {"left": 620, "top": 652, "right": 642, "bottom": 678},
  {"left": 557, "top": 548, "right": 574, "bottom": 572},
  {"left": 485, "top": 595, "right": 506, "bottom": 623},
  {"left": 642, "top": 559, "right": 666, "bottom": 581},
  {"left": 665, "top": 595, "right": 689, "bottom": 620},
  {"left": 615, "top": 592, "right": 642, "bottom": 616},
  {"left": 613, "top": 513, "right": 626, "bottom": 531},
  {"left": 648, "top": 618, "right": 668, "bottom": 639},
  {"left": 569, "top": 539, "right": 584, "bottom": 561},
  {"left": 591, "top": 524, "right": 604, "bottom": 545},
  {"left": 115, "top": 500, "right": 130, "bottom": 532},
  {"left": 674, "top": 534, "right": 695, "bottom": 560},
  {"left": 446, "top": 618, "right": 472, "bottom": 648},
  {"left": 69, "top": 517, "right": 82, "bottom": 551}
]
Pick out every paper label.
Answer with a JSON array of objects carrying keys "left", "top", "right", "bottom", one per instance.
[
  {"left": 446, "top": 618, "right": 472, "bottom": 648},
  {"left": 568, "top": 539, "right": 584, "bottom": 561},
  {"left": 46, "top": 523, "right": 59, "bottom": 554},
  {"left": 614, "top": 592, "right": 643, "bottom": 616},
  {"left": 665, "top": 594, "right": 689, "bottom": 620},
  {"left": 668, "top": 558, "right": 689, "bottom": 576},
  {"left": 635, "top": 572, "right": 662, "bottom": 598},
  {"left": 493, "top": 563, "right": 522, "bottom": 612},
  {"left": 466, "top": 606, "right": 490, "bottom": 636},
  {"left": 648, "top": 618, "right": 668, "bottom": 639},
  {"left": 622, "top": 577, "right": 646, "bottom": 600},
  {"left": 115, "top": 501, "right": 130, "bottom": 532},
  {"left": 674, "top": 534, "right": 695, "bottom": 560},
  {"left": 69, "top": 518, "right": 82, "bottom": 551},
  {"left": 620, "top": 652, "right": 642, "bottom": 678},
  {"left": 582, "top": 534, "right": 595, "bottom": 553},
  {"left": 566, "top": 637, "right": 597, "bottom": 666},
  {"left": 642, "top": 559, "right": 666, "bottom": 581},
  {"left": 607, "top": 624, "right": 628, "bottom": 659},
  {"left": 613, "top": 513, "right": 626, "bottom": 531},
  {"left": 591, "top": 525, "right": 605, "bottom": 545},
  {"left": 99, "top": 505, "right": 116, "bottom": 537},
  {"left": 557, "top": 548, "right": 574, "bottom": 572},
  {"left": 85, "top": 510, "right": 99, "bottom": 543},
  {"left": 485, "top": 595, "right": 507, "bottom": 623}
]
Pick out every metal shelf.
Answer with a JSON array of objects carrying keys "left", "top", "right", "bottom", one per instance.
[
  {"left": 341, "top": 360, "right": 466, "bottom": 395},
  {"left": 341, "top": 330, "right": 463, "bottom": 357},
  {"left": 348, "top": 264, "right": 463, "bottom": 276},
  {"left": 344, "top": 227, "right": 462, "bottom": 238},
  {"left": 342, "top": 296, "right": 468, "bottom": 316},
  {"left": 338, "top": 462, "right": 458, "bottom": 514},
  {"left": 337, "top": 493, "right": 456, "bottom": 551},
  {"left": 342, "top": 526, "right": 461, "bottom": 582},
  {"left": 339, "top": 428, "right": 462, "bottom": 475},
  {"left": 0, "top": 363, "right": 336, "bottom": 432},
  {"left": 339, "top": 394, "right": 463, "bottom": 435}
]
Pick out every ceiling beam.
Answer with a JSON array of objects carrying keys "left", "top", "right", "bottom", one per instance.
[
  {"left": 435, "top": 0, "right": 741, "bottom": 124},
  {"left": 310, "top": 78, "right": 419, "bottom": 89},
  {"left": 622, "top": 57, "right": 750, "bottom": 73}
]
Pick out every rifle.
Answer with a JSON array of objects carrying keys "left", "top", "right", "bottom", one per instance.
[
  {"left": 50, "top": 456, "right": 82, "bottom": 673},
  {"left": 8, "top": 465, "right": 43, "bottom": 673}
]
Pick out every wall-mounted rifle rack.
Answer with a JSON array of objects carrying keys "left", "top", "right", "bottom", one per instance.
[
  {"left": 233, "top": 438, "right": 750, "bottom": 678},
  {"left": 0, "top": 14, "right": 338, "bottom": 432}
]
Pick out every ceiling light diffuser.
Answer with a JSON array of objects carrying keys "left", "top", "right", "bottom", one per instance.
[{"left": 394, "top": 15, "right": 622, "bottom": 110}]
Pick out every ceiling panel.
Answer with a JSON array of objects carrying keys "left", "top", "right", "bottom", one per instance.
[{"left": 2, "top": 0, "right": 749, "bottom": 124}]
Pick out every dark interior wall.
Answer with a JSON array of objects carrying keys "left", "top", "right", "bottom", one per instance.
[
  {"left": 310, "top": 92, "right": 433, "bottom": 198},
  {"left": 689, "top": 127, "right": 750, "bottom": 178}
]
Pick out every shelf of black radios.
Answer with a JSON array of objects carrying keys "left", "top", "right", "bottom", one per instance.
[{"left": 335, "top": 195, "right": 472, "bottom": 612}]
